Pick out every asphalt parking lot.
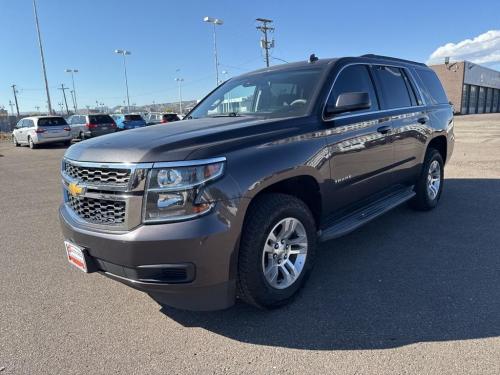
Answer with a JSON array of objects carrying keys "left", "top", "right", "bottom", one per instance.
[{"left": 1, "top": 114, "right": 499, "bottom": 375}]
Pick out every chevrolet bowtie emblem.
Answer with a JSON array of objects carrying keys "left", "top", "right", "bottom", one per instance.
[{"left": 68, "top": 182, "right": 85, "bottom": 197}]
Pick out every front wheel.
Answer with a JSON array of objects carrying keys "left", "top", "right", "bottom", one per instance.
[
  {"left": 410, "top": 148, "right": 444, "bottom": 210},
  {"left": 237, "top": 193, "right": 317, "bottom": 309},
  {"left": 12, "top": 135, "right": 20, "bottom": 147}
]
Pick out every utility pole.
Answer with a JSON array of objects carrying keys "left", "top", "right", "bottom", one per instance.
[
  {"left": 70, "top": 90, "right": 76, "bottom": 111},
  {"left": 8, "top": 100, "right": 15, "bottom": 116},
  {"left": 11, "top": 84, "right": 20, "bottom": 116},
  {"left": 33, "top": 0, "right": 52, "bottom": 114},
  {"left": 256, "top": 18, "right": 274, "bottom": 67},
  {"left": 175, "top": 78, "right": 184, "bottom": 114},
  {"left": 58, "top": 84, "right": 70, "bottom": 115}
]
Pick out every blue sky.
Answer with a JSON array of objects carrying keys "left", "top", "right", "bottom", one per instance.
[{"left": 1, "top": 0, "right": 499, "bottom": 112}]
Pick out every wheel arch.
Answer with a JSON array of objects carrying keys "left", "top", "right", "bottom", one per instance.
[
  {"left": 427, "top": 135, "right": 447, "bottom": 164},
  {"left": 242, "top": 173, "right": 323, "bottom": 229}
]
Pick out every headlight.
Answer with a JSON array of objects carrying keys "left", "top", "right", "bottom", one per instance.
[{"left": 143, "top": 159, "right": 225, "bottom": 223}]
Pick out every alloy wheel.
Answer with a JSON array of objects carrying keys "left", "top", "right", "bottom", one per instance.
[
  {"left": 261, "top": 217, "right": 308, "bottom": 289},
  {"left": 426, "top": 160, "right": 441, "bottom": 200}
]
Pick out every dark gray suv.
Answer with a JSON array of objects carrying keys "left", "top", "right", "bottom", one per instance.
[{"left": 59, "top": 54, "right": 454, "bottom": 311}]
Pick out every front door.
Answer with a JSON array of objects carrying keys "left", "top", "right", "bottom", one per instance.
[{"left": 324, "top": 64, "right": 395, "bottom": 213}]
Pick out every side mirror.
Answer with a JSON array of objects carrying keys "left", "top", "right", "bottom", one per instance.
[{"left": 325, "top": 92, "right": 371, "bottom": 116}]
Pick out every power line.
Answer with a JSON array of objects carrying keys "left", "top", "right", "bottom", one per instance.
[{"left": 256, "top": 18, "right": 274, "bottom": 67}]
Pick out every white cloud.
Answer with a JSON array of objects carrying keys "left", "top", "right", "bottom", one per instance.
[{"left": 427, "top": 30, "right": 500, "bottom": 66}]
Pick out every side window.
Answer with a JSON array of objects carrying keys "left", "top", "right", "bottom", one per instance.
[
  {"left": 26, "top": 120, "right": 34, "bottom": 128},
  {"left": 401, "top": 70, "right": 420, "bottom": 106},
  {"left": 414, "top": 69, "right": 449, "bottom": 105},
  {"left": 371, "top": 66, "right": 412, "bottom": 109},
  {"left": 327, "top": 65, "right": 379, "bottom": 115}
]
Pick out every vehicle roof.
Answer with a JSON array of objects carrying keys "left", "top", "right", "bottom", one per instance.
[
  {"left": 22, "top": 115, "right": 66, "bottom": 121},
  {"left": 237, "top": 54, "right": 428, "bottom": 78}
]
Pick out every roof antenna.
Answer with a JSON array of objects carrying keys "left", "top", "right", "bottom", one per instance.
[{"left": 309, "top": 54, "right": 319, "bottom": 63}]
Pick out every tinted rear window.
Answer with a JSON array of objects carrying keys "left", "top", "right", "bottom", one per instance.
[
  {"left": 372, "top": 66, "right": 412, "bottom": 109},
  {"left": 415, "top": 69, "right": 449, "bottom": 105},
  {"left": 125, "top": 115, "right": 143, "bottom": 121},
  {"left": 89, "top": 115, "right": 114, "bottom": 124},
  {"left": 163, "top": 114, "right": 180, "bottom": 121},
  {"left": 38, "top": 117, "right": 67, "bottom": 126}
]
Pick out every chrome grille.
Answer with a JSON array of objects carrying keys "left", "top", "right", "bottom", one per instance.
[
  {"left": 64, "top": 161, "right": 131, "bottom": 185},
  {"left": 67, "top": 195, "right": 126, "bottom": 225}
]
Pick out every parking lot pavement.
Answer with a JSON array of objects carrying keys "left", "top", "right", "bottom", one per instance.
[{"left": 1, "top": 114, "right": 500, "bottom": 375}]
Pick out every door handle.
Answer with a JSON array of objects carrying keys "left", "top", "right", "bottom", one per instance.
[
  {"left": 377, "top": 125, "right": 391, "bottom": 134},
  {"left": 417, "top": 117, "right": 428, "bottom": 124}
]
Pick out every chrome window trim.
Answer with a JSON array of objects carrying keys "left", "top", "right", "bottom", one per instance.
[{"left": 322, "top": 62, "right": 428, "bottom": 123}]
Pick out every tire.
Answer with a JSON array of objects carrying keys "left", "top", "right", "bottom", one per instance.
[
  {"left": 63, "top": 140, "right": 71, "bottom": 147},
  {"left": 12, "top": 135, "right": 20, "bottom": 147},
  {"left": 237, "top": 193, "right": 317, "bottom": 309},
  {"left": 410, "top": 148, "right": 444, "bottom": 211},
  {"left": 79, "top": 132, "right": 85, "bottom": 141},
  {"left": 28, "top": 137, "right": 37, "bottom": 149}
]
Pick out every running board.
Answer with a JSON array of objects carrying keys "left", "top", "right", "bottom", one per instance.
[{"left": 319, "top": 187, "right": 415, "bottom": 242}]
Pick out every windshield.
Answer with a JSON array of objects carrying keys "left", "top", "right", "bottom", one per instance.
[{"left": 188, "top": 68, "right": 324, "bottom": 119}]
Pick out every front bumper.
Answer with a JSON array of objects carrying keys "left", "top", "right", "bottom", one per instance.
[{"left": 59, "top": 199, "right": 243, "bottom": 311}]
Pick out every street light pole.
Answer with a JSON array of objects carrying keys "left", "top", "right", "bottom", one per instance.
[
  {"left": 175, "top": 78, "right": 184, "bottom": 114},
  {"left": 33, "top": 0, "right": 52, "bottom": 114},
  {"left": 115, "top": 49, "right": 131, "bottom": 113},
  {"left": 203, "top": 17, "right": 223, "bottom": 86},
  {"left": 65, "top": 69, "right": 78, "bottom": 112}
]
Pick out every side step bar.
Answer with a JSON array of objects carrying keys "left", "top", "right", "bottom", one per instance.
[{"left": 319, "top": 186, "right": 415, "bottom": 242}]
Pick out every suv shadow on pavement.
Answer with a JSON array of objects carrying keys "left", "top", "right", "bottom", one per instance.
[{"left": 160, "top": 178, "right": 500, "bottom": 350}]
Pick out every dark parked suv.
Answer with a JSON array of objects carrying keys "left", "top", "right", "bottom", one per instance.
[{"left": 59, "top": 54, "right": 454, "bottom": 311}]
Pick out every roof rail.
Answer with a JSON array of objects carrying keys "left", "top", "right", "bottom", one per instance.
[{"left": 360, "top": 54, "right": 427, "bottom": 67}]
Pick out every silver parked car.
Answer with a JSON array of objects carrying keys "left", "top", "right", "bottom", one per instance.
[
  {"left": 144, "top": 112, "right": 181, "bottom": 125},
  {"left": 12, "top": 116, "right": 72, "bottom": 149},
  {"left": 67, "top": 114, "right": 117, "bottom": 140}
]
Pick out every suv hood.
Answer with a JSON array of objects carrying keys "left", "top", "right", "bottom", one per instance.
[{"left": 64, "top": 116, "right": 300, "bottom": 163}]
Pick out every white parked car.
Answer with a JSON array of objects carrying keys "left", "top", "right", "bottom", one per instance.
[{"left": 12, "top": 116, "right": 72, "bottom": 149}]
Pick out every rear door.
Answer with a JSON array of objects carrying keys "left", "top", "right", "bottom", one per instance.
[
  {"left": 370, "top": 65, "right": 427, "bottom": 184},
  {"left": 324, "top": 64, "right": 395, "bottom": 211},
  {"left": 25, "top": 119, "right": 35, "bottom": 141},
  {"left": 38, "top": 117, "right": 68, "bottom": 138}
]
